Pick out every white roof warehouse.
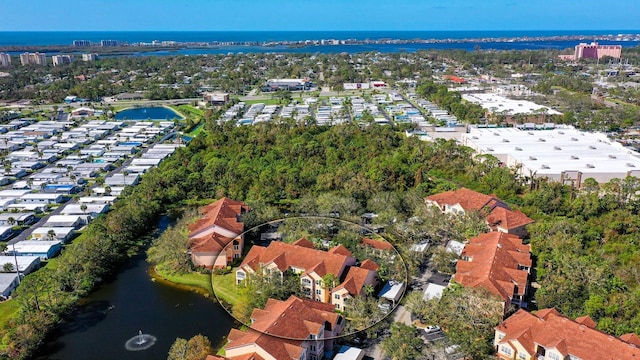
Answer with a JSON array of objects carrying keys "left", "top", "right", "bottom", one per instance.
[{"left": 462, "top": 127, "right": 640, "bottom": 187}]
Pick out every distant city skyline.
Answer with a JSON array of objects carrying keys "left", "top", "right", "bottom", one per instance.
[{"left": 1, "top": 0, "right": 639, "bottom": 32}]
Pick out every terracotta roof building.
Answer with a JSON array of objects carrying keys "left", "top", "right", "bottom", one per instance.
[
  {"left": 237, "top": 240, "right": 357, "bottom": 303},
  {"left": 455, "top": 232, "right": 531, "bottom": 309},
  {"left": 188, "top": 197, "right": 250, "bottom": 268},
  {"left": 495, "top": 308, "right": 640, "bottom": 360},
  {"left": 237, "top": 239, "right": 379, "bottom": 307},
  {"left": 425, "top": 188, "right": 533, "bottom": 237},
  {"left": 331, "top": 264, "right": 379, "bottom": 311},
  {"left": 224, "top": 296, "right": 345, "bottom": 360}
]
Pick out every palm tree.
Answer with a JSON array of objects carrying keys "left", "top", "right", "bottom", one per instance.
[{"left": 47, "top": 230, "right": 57, "bottom": 241}]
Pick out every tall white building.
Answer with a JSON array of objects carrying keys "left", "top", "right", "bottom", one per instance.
[
  {"left": 0, "top": 53, "right": 11, "bottom": 67},
  {"left": 82, "top": 53, "right": 98, "bottom": 62},
  {"left": 52, "top": 55, "right": 73, "bottom": 67},
  {"left": 20, "top": 52, "right": 46, "bottom": 66}
]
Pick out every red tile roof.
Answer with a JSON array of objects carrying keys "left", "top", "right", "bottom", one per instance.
[
  {"left": 189, "top": 197, "right": 248, "bottom": 236},
  {"left": 225, "top": 296, "right": 341, "bottom": 360},
  {"left": 426, "top": 187, "right": 506, "bottom": 213},
  {"left": 360, "top": 259, "right": 380, "bottom": 271},
  {"left": 240, "top": 240, "right": 354, "bottom": 278},
  {"left": 333, "top": 266, "right": 374, "bottom": 297},
  {"left": 575, "top": 315, "right": 597, "bottom": 328},
  {"left": 188, "top": 197, "right": 249, "bottom": 254},
  {"left": 455, "top": 232, "right": 531, "bottom": 304},
  {"left": 496, "top": 309, "right": 640, "bottom": 359},
  {"left": 328, "top": 244, "right": 353, "bottom": 257},
  {"left": 486, "top": 207, "right": 534, "bottom": 232},
  {"left": 292, "top": 238, "right": 314, "bottom": 248},
  {"left": 190, "top": 232, "right": 234, "bottom": 253},
  {"left": 361, "top": 237, "right": 393, "bottom": 251},
  {"left": 622, "top": 333, "right": 640, "bottom": 347},
  {"left": 426, "top": 188, "right": 534, "bottom": 234}
]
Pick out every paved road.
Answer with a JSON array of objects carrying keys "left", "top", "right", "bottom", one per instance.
[
  {"left": 393, "top": 304, "right": 412, "bottom": 325},
  {"left": 8, "top": 205, "right": 64, "bottom": 244}
]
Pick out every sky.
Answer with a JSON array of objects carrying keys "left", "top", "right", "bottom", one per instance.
[{"left": 1, "top": 0, "right": 639, "bottom": 31}]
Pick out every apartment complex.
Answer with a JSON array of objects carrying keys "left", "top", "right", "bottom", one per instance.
[
  {"left": 0, "top": 53, "right": 11, "bottom": 67},
  {"left": 19, "top": 52, "right": 46, "bottom": 66},
  {"left": 72, "top": 40, "right": 92, "bottom": 47},
  {"left": 100, "top": 40, "right": 119, "bottom": 47},
  {"left": 187, "top": 197, "right": 250, "bottom": 268},
  {"left": 426, "top": 187, "right": 533, "bottom": 237},
  {"left": 495, "top": 308, "right": 640, "bottom": 360},
  {"left": 236, "top": 238, "right": 379, "bottom": 310},
  {"left": 222, "top": 296, "right": 345, "bottom": 360},
  {"left": 82, "top": 53, "right": 98, "bottom": 61},
  {"left": 455, "top": 232, "right": 532, "bottom": 309},
  {"left": 52, "top": 55, "right": 73, "bottom": 67}
]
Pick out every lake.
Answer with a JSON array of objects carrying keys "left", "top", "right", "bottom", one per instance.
[
  {"left": 114, "top": 107, "right": 183, "bottom": 121},
  {"left": 33, "top": 218, "right": 234, "bottom": 360}
]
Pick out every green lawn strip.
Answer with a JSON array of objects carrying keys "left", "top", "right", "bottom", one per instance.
[
  {"left": 173, "top": 104, "right": 204, "bottom": 117},
  {"left": 211, "top": 270, "right": 239, "bottom": 305},
  {"left": 187, "top": 124, "right": 204, "bottom": 136},
  {"left": 0, "top": 300, "right": 20, "bottom": 330},
  {"left": 154, "top": 266, "right": 213, "bottom": 293}
]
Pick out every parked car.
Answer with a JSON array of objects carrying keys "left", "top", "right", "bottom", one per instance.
[{"left": 423, "top": 325, "right": 441, "bottom": 334}]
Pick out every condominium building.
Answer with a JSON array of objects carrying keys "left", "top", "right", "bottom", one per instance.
[
  {"left": 52, "top": 55, "right": 73, "bottom": 67},
  {"left": 0, "top": 53, "right": 11, "bottom": 67},
  {"left": 82, "top": 53, "right": 98, "bottom": 62},
  {"left": 19, "top": 52, "right": 46, "bottom": 66},
  {"left": 495, "top": 308, "right": 640, "bottom": 360},
  {"left": 100, "top": 40, "right": 119, "bottom": 47},
  {"left": 237, "top": 238, "right": 379, "bottom": 309},
  {"left": 574, "top": 42, "right": 622, "bottom": 60},
  {"left": 188, "top": 197, "right": 250, "bottom": 268},
  {"left": 72, "top": 40, "right": 92, "bottom": 47},
  {"left": 455, "top": 232, "right": 532, "bottom": 310},
  {"left": 426, "top": 187, "right": 533, "bottom": 237},
  {"left": 222, "top": 296, "right": 345, "bottom": 360}
]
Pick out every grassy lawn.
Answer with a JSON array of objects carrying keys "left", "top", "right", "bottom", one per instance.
[
  {"left": 212, "top": 270, "right": 240, "bottom": 305},
  {"left": 0, "top": 300, "right": 19, "bottom": 330},
  {"left": 187, "top": 124, "right": 204, "bottom": 136},
  {"left": 154, "top": 266, "right": 213, "bottom": 294},
  {"left": 173, "top": 104, "right": 203, "bottom": 118}
]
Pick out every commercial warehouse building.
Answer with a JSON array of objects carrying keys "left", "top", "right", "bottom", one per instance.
[
  {"left": 461, "top": 127, "right": 640, "bottom": 187},
  {"left": 462, "top": 93, "right": 562, "bottom": 117}
]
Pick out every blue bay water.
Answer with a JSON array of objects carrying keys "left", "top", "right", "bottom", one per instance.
[
  {"left": 1, "top": 30, "right": 639, "bottom": 46},
  {"left": 1, "top": 31, "right": 639, "bottom": 55}
]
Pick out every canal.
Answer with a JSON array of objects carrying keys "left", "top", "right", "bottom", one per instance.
[{"left": 33, "top": 218, "right": 235, "bottom": 360}]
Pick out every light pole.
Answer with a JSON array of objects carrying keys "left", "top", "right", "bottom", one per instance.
[{"left": 11, "top": 243, "right": 20, "bottom": 285}]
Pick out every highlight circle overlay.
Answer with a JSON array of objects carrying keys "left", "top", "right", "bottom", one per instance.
[{"left": 210, "top": 216, "right": 409, "bottom": 342}]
